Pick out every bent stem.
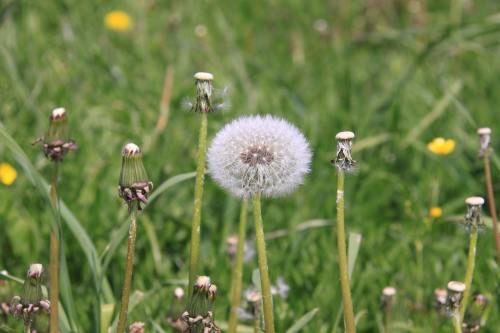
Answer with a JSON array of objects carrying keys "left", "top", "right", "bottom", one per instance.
[
  {"left": 188, "top": 112, "right": 208, "bottom": 293},
  {"left": 336, "top": 171, "right": 356, "bottom": 333},
  {"left": 483, "top": 152, "right": 500, "bottom": 260},
  {"left": 116, "top": 211, "right": 138, "bottom": 333},
  {"left": 460, "top": 226, "right": 477, "bottom": 321},
  {"left": 228, "top": 198, "right": 248, "bottom": 333},
  {"left": 49, "top": 163, "right": 60, "bottom": 333},
  {"left": 252, "top": 193, "right": 275, "bottom": 333}
]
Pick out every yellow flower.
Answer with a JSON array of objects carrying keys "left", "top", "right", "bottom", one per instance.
[
  {"left": 104, "top": 11, "right": 133, "bottom": 31},
  {"left": 429, "top": 207, "right": 443, "bottom": 218},
  {"left": 427, "top": 137, "right": 455, "bottom": 155},
  {"left": 0, "top": 163, "right": 17, "bottom": 186}
]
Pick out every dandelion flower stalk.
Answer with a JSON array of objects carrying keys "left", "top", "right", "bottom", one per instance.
[
  {"left": 34, "top": 107, "right": 76, "bottom": 333},
  {"left": 116, "top": 143, "right": 152, "bottom": 333},
  {"left": 333, "top": 131, "right": 356, "bottom": 333},
  {"left": 207, "top": 115, "right": 311, "bottom": 333},
  {"left": 460, "top": 196, "right": 484, "bottom": 321},
  {"left": 228, "top": 198, "right": 248, "bottom": 333},
  {"left": 381, "top": 287, "right": 396, "bottom": 333},
  {"left": 188, "top": 72, "right": 214, "bottom": 293},
  {"left": 478, "top": 128, "right": 500, "bottom": 260}
]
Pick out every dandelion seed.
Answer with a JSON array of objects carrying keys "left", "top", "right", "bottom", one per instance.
[
  {"left": 0, "top": 162, "right": 17, "bottom": 186},
  {"left": 427, "top": 137, "right": 455, "bottom": 155},
  {"left": 208, "top": 115, "right": 312, "bottom": 198},
  {"left": 104, "top": 11, "right": 133, "bottom": 31}
]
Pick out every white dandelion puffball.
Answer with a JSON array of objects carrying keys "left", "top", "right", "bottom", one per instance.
[{"left": 208, "top": 115, "right": 312, "bottom": 198}]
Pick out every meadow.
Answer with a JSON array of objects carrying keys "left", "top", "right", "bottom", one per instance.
[{"left": 1, "top": 0, "right": 500, "bottom": 332}]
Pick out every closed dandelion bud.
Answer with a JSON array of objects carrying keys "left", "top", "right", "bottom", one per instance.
[
  {"left": 463, "top": 293, "right": 487, "bottom": 332},
  {"left": 464, "top": 196, "right": 485, "bottom": 231},
  {"left": 167, "top": 287, "right": 185, "bottom": 321},
  {"left": 434, "top": 288, "right": 448, "bottom": 316},
  {"left": 35, "top": 108, "right": 77, "bottom": 162},
  {"left": 477, "top": 127, "right": 491, "bottom": 157},
  {"left": 118, "top": 143, "right": 153, "bottom": 212},
  {"left": 183, "top": 276, "right": 220, "bottom": 333},
  {"left": 22, "top": 264, "right": 44, "bottom": 306},
  {"left": 128, "top": 321, "right": 145, "bottom": 333},
  {"left": 381, "top": 286, "right": 396, "bottom": 308},
  {"left": 192, "top": 72, "right": 215, "bottom": 113},
  {"left": 446, "top": 281, "right": 466, "bottom": 313},
  {"left": 333, "top": 131, "right": 357, "bottom": 172}
]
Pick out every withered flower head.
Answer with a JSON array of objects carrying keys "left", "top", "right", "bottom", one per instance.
[
  {"left": 192, "top": 72, "right": 215, "bottom": 113},
  {"left": 118, "top": 143, "right": 153, "bottom": 212},
  {"left": 35, "top": 107, "right": 77, "bottom": 162},
  {"left": 333, "top": 131, "right": 357, "bottom": 172},
  {"left": 464, "top": 196, "right": 485, "bottom": 231},
  {"left": 477, "top": 127, "right": 491, "bottom": 157},
  {"left": 446, "top": 281, "right": 466, "bottom": 314}
]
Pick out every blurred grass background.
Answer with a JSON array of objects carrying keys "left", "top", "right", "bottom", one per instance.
[{"left": 1, "top": 0, "right": 500, "bottom": 331}]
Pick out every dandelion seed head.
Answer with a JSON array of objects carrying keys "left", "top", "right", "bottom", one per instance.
[{"left": 208, "top": 115, "right": 312, "bottom": 198}]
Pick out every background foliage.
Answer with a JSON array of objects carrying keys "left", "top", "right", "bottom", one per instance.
[{"left": 1, "top": 0, "right": 500, "bottom": 332}]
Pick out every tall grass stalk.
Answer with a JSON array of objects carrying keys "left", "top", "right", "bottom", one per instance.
[
  {"left": 116, "top": 210, "right": 138, "bottom": 333},
  {"left": 228, "top": 198, "right": 248, "bottom": 333},
  {"left": 188, "top": 111, "right": 208, "bottom": 293},
  {"left": 336, "top": 170, "right": 356, "bottom": 333},
  {"left": 482, "top": 151, "right": 500, "bottom": 260},
  {"left": 252, "top": 193, "right": 275, "bottom": 333},
  {"left": 49, "top": 162, "right": 60, "bottom": 333}
]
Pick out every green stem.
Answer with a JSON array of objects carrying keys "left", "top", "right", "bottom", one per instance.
[
  {"left": 252, "top": 193, "right": 275, "bottom": 333},
  {"left": 188, "top": 112, "right": 208, "bottom": 293},
  {"left": 254, "top": 314, "right": 260, "bottom": 333},
  {"left": 460, "top": 226, "right": 477, "bottom": 321},
  {"left": 452, "top": 312, "right": 463, "bottom": 333},
  {"left": 116, "top": 211, "right": 138, "bottom": 333},
  {"left": 49, "top": 162, "right": 60, "bottom": 333},
  {"left": 228, "top": 198, "right": 248, "bottom": 333},
  {"left": 335, "top": 171, "right": 356, "bottom": 333},
  {"left": 483, "top": 153, "right": 500, "bottom": 261},
  {"left": 25, "top": 321, "right": 31, "bottom": 333}
]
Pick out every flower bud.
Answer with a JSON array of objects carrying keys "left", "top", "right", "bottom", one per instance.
[
  {"left": 184, "top": 276, "right": 220, "bottom": 332},
  {"left": 118, "top": 143, "right": 153, "bottom": 211},
  {"left": 36, "top": 108, "right": 77, "bottom": 162},
  {"left": 463, "top": 293, "right": 487, "bottom": 332},
  {"left": 434, "top": 288, "right": 448, "bottom": 316},
  {"left": 333, "top": 131, "right": 357, "bottom": 172},
  {"left": 128, "top": 321, "right": 145, "bottom": 333}
]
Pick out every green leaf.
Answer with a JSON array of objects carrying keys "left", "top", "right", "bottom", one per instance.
[
  {"left": 286, "top": 308, "right": 319, "bottom": 333},
  {"left": 347, "top": 232, "right": 362, "bottom": 279}
]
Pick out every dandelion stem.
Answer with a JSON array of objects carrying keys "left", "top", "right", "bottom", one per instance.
[
  {"left": 483, "top": 152, "right": 500, "bottom": 260},
  {"left": 228, "top": 198, "right": 248, "bottom": 333},
  {"left": 49, "top": 162, "right": 60, "bottom": 333},
  {"left": 460, "top": 226, "right": 477, "bottom": 321},
  {"left": 335, "top": 171, "right": 356, "bottom": 333},
  {"left": 116, "top": 211, "right": 137, "bottom": 333},
  {"left": 452, "top": 312, "right": 463, "bottom": 333},
  {"left": 188, "top": 112, "right": 208, "bottom": 294},
  {"left": 252, "top": 193, "right": 275, "bottom": 333}
]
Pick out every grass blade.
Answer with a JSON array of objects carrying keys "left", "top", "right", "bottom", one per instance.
[{"left": 286, "top": 308, "right": 320, "bottom": 333}]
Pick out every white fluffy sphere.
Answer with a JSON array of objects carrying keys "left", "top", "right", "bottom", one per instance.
[{"left": 208, "top": 115, "right": 312, "bottom": 198}]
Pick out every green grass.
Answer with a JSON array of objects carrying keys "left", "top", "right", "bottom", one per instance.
[{"left": 1, "top": 0, "right": 500, "bottom": 332}]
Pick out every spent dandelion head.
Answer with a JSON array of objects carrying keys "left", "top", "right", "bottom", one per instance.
[
  {"left": 104, "top": 10, "right": 133, "bottom": 31},
  {"left": 446, "top": 281, "right": 466, "bottom": 315},
  {"left": 185, "top": 72, "right": 229, "bottom": 114},
  {"left": 118, "top": 143, "right": 153, "bottom": 212},
  {"left": 427, "top": 137, "right": 455, "bottom": 155},
  {"left": 463, "top": 196, "right": 485, "bottom": 231},
  {"left": 477, "top": 127, "right": 491, "bottom": 157},
  {"left": 333, "top": 131, "right": 357, "bottom": 172},
  {"left": 0, "top": 162, "right": 17, "bottom": 186},
  {"left": 208, "top": 115, "right": 312, "bottom": 198},
  {"left": 34, "top": 107, "right": 77, "bottom": 162}
]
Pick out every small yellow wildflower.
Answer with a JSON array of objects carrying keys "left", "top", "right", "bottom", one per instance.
[
  {"left": 104, "top": 11, "right": 133, "bottom": 32},
  {"left": 0, "top": 163, "right": 17, "bottom": 186},
  {"left": 430, "top": 207, "right": 443, "bottom": 218},
  {"left": 427, "top": 137, "right": 455, "bottom": 155}
]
